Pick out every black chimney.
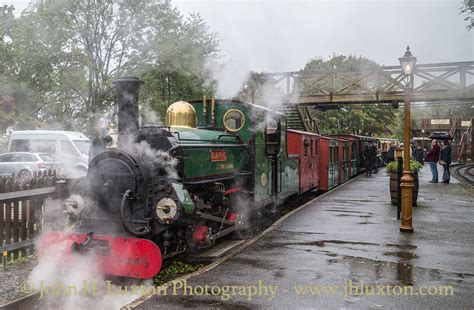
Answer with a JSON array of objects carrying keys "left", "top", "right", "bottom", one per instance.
[{"left": 113, "top": 77, "right": 144, "bottom": 147}]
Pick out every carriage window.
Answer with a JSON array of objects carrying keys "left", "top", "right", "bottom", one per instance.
[
  {"left": 304, "top": 139, "right": 309, "bottom": 157},
  {"left": 223, "top": 109, "right": 245, "bottom": 132}
]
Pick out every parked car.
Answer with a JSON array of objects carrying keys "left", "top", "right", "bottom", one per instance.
[
  {"left": 0, "top": 152, "right": 60, "bottom": 177},
  {"left": 7, "top": 130, "right": 90, "bottom": 178}
]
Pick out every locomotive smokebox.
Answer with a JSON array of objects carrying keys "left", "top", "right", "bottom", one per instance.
[{"left": 113, "top": 77, "right": 144, "bottom": 147}]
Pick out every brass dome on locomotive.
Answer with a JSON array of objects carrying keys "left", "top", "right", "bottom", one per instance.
[{"left": 166, "top": 100, "right": 197, "bottom": 128}]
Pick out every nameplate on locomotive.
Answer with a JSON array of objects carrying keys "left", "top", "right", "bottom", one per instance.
[{"left": 210, "top": 150, "right": 227, "bottom": 162}]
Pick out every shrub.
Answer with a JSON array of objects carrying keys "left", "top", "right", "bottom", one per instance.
[{"left": 386, "top": 159, "right": 422, "bottom": 174}]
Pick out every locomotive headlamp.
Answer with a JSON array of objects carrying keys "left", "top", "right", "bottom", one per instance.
[
  {"left": 64, "top": 198, "right": 78, "bottom": 212},
  {"left": 64, "top": 196, "right": 84, "bottom": 216},
  {"left": 104, "top": 135, "right": 113, "bottom": 146},
  {"left": 155, "top": 197, "right": 181, "bottom": 225},
  {"left": 104, "top": 123, "right": 118, "bottom": 148}
]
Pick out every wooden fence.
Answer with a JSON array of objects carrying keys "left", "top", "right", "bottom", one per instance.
[{"left": 0, "top": 170, "right": 60, "bottom": 263}]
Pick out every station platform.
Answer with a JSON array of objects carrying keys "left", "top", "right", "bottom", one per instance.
[{"left": 131, "top": 165, "right": 474, "bottom": 309}]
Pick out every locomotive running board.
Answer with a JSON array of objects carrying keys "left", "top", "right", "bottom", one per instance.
[{"left": 39, "top": 231, "right": 162, "bottom": 279}]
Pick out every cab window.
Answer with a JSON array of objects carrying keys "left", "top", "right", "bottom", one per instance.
[{"left": 223, "top": 109, "right": 245, "bottom": 132}]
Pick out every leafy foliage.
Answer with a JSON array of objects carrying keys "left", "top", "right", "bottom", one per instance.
[
  {"left": 301, "top": 55, "right": 398, "bottom": 136},
  {"left": 138, "top": 12, "right": 219, "bottom": 120},
  {"left": 153, "top": 261, "right": 204, "bottom": 286},
  {"left": 0, "top": 0, "right": 219, "bottom": 135},
  {"left": 460, "top": 0, "right": 474, "bottom": 31},
  {"left": 386, "top": 159, "right": 422, "bottom": 174},
  {"left": 0, "top": 5, "right": 15, "bottom": 43}
]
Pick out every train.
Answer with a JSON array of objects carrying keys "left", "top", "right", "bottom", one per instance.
[{"left": 40, "top": 77, "right": 394, "bottom": 279}]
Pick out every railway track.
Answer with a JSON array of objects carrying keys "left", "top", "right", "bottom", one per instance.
[{"left": 452, "top": 163, "right": 474, "bottom": 187}]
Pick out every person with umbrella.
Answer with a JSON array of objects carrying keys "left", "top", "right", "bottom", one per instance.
[
  {"left": 440, "top": 140, "right": 452, "bottom": 183},
  {"left": 426, "top": 139, "right": 440, "bottom": 183}
]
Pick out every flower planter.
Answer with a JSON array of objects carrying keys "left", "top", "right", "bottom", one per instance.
[{"left": 389, "top": 171, "right": 419, "bottom": 206}]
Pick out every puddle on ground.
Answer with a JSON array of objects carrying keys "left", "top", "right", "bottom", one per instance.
[
  {"left": 152, "top": 295, "right": 254, "bottom": 309},
  {"left": 324, "top": 209, "right": 366, "bottom": 214},
  {"left": 231, "top": 257, "right": 274, "bottom": 270},
  {"left": 320, "top": 253, "right": 473, "bottom": 286},
  {"left": 335, "top": 214, "right": 373, "bottom": 218},
  {"left": 384, "top": 251, "right": 419, "bottom": 260}
]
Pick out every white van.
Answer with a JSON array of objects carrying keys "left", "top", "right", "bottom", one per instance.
[{"left": 7, "top": 130, "right": 90, "bottom": 177}]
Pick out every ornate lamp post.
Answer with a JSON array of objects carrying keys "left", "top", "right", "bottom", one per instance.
[{"left": 398, "top": 46, "right": 417, "bottom": 232}]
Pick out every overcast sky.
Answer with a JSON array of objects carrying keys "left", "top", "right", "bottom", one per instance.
[{"left": 2, "top": 0, "right": 472, "bottom": 73}]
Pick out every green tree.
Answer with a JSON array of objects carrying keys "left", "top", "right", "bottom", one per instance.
[
  {"left": 9, "top": 0, "right": 161, "bottom": 134},
  {"left": 461, "top": 0, "right": 474, "bottom": 31},
  {"left": 3, "top": 0, "right": 219, "bottom": 134},
  {"left": 0, "top": 5, "right": 41, "bottom": 132},
  {"left": 301, "top": 55, "right": 398, "bottom": 136},
  {"left": 0, "top": 5, "right": 15, "bottom": 42},
  {"left": 137, "top": 12, "right": 219, "bottom": 119}
]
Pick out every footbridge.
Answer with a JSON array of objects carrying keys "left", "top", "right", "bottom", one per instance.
[{"left": 260, "top": 61, "right": 474, "bottom": 132}]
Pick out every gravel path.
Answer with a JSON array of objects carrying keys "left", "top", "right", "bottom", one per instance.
[{"left": 0, "top": 254, "right": 37, "bottom": 306}]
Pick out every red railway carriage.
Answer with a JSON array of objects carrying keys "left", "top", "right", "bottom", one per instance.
[
  {"left": 329, "top": 134, "right": 379, "bottom": 171},
  {"left": 331, "top": 137, "right": 350, "bottom": 184},
  {"left": 287, "top": 130, "right": 320, "bottom": 193},
  {"left": 327, "top": 134, "right": 358, "bottom": 177},
  {"left": 317, "top": 136, "right": 340, "bottom": 191}
]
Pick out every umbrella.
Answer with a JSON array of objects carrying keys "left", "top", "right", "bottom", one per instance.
[{"left": 428, "top": 132, "right": 452, "bottom": 140}]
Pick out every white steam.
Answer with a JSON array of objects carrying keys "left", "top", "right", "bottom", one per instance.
[
  {"left": 206, "top": 57, "right": 252, "bottom": 98},
  {"left": 128, "top": 140, "right": 178, "bottom": 180}
]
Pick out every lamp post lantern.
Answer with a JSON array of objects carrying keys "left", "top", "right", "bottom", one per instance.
[{"left": 398, "top": 46, "right": 417, "bottom": 232}]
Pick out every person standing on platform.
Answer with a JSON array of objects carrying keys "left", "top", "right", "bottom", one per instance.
[
  {"left": 413, "top": 145, "right": 425, "bottom": 165},
  {"left": 373, "top": 143, "right": 380, "bottom": 173},
  {"left": 426, "top": 139, "right": 440, "bottom": 183},
  {"left": 440, "top": 140, "right": 452, "bottom": 184},
  {"left": 386, "top": 142, "right": 396, "bottom": 163},
  {"left": 364, "top": 143, "right": 373, "bottom": 176}
]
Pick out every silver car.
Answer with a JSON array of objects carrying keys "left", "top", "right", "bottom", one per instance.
[{"left": 0, "top": 152, "right": 59, "bottom": 177}]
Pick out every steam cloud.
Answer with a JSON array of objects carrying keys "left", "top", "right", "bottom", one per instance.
[{"left": 29, "top": 198, "right": 144, "bottom": 309}]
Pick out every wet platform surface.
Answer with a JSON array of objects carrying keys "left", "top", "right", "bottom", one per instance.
[{"left": 135, "top": 165, "right": 474, "bottom": 309}]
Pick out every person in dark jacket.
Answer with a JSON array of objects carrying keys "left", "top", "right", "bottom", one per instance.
[
  {"left": 440, "top": 140, "right": 452, "bottom": 183},
  {"left": 386, "top": 143, "right": 396, "bottom": 163},
  {"left": 426, "top": 139, "right": 440, "bottom": 183},
  {"left": 413, "top": 145, "right": 424, "bottom": 165},
  {"left": 364, "top": 143, "right": 373, "bottom": 176},
  {"left": 372, "top": 144, "right": 380, "bottom": 173}
]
